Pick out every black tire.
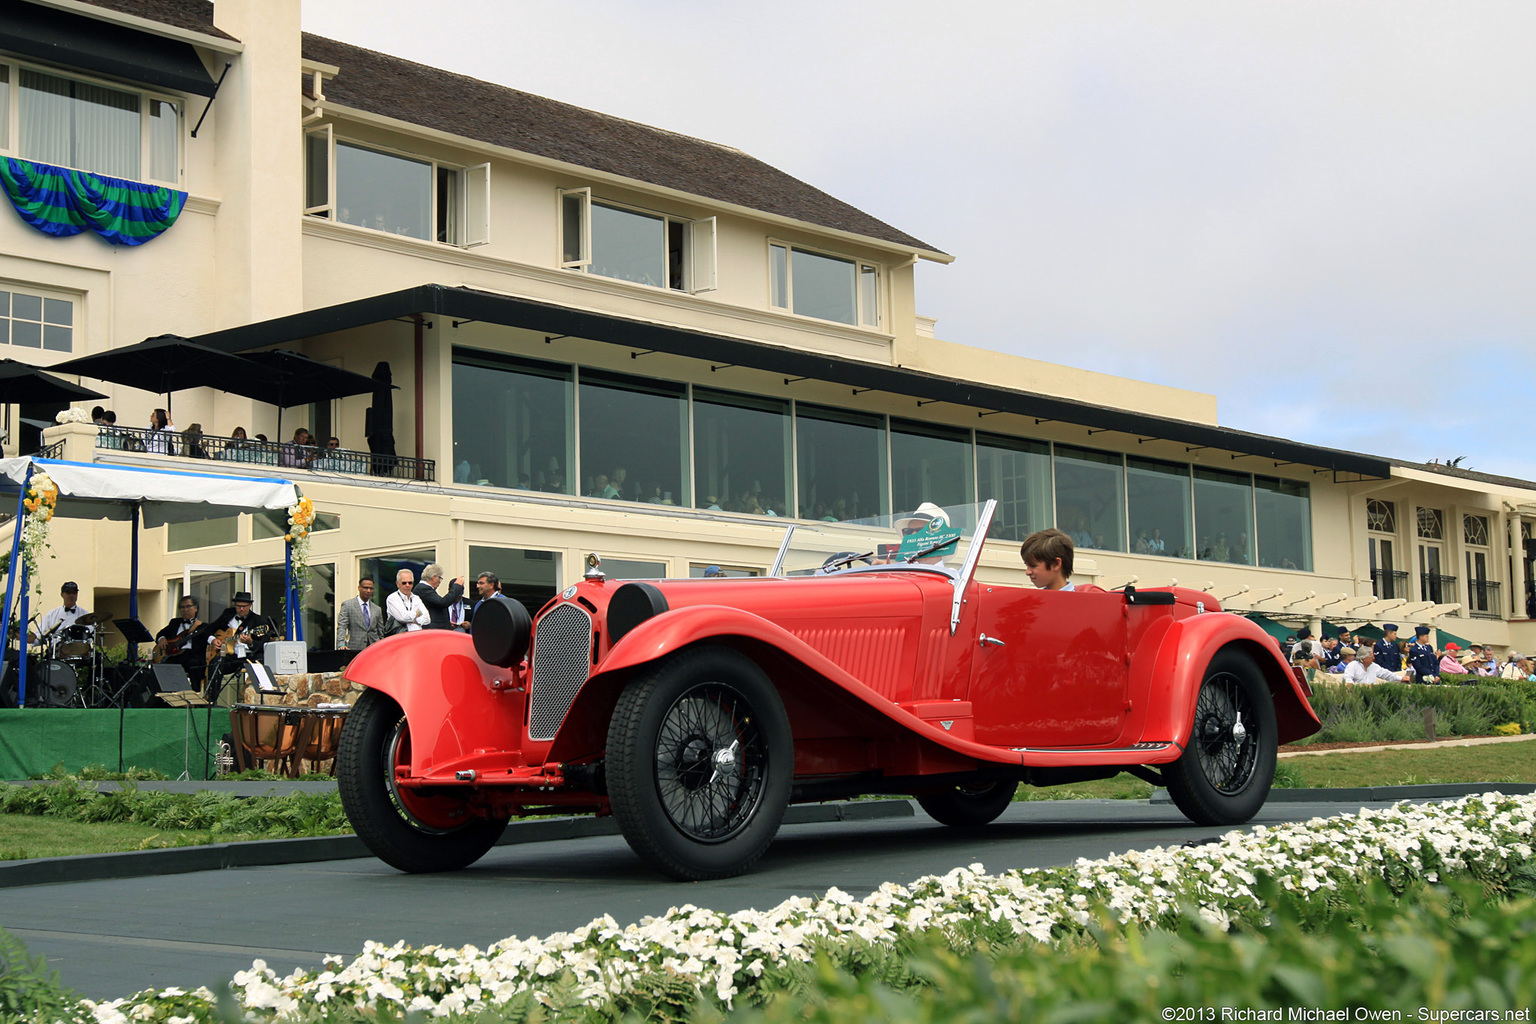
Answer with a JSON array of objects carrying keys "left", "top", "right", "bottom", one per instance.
[
  {"left": 916, "top": 779, "right": 1018, "bottom": 827},
  {"left": 606, "top": 645, "right": 792, "bottom": 880},
  {"left": 1163, "top": 648, "right": 1277, "bottom": 826},
  {"left": 336, "top": 688, "right": 507, "bottom": 873}
]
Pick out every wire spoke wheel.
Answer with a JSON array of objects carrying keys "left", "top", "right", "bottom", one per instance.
[
  {"left": 607, "top": 645, "right": 792, "bottom": 880},
  {"left": 1190, "top": 670, "right": 1259, "bottom": 794},
  {"left": 653, "top": 685, "right": 768, "bottom": 842},
  {"left": 1163, "top": 649, "right": 1277, "bottom": 826}
]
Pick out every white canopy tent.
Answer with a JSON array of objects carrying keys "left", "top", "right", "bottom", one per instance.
[{"left": 0, "top": 458, "right": 301, "bottom": 706}]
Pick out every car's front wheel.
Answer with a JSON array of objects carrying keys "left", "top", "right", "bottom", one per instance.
[
  {"left": 606, "top": 645, "right": 792, "bottom": 880},
  {"left": 1163, "top": 649, "right": 1277, "bottom": 825},
  {"left": 916, "top": 779, "right": 1018, "bottom": 826},
  {"left": 337, "top": 688, "right": 507, "bottom": 872}
]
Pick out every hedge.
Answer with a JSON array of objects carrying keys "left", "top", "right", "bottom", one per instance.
[{"left": 1301, "top": 677, "right": 1532, "bottom": 743}]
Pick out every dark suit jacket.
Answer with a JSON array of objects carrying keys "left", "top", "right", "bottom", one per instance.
[
  {"left": 207, "top": 608, "right": 279, "bottom": 659},
  {"left": 415, "top": 579, "right": 464, "bottom": 630}
]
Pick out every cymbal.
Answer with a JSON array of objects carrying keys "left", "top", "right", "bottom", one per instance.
[{"left": 75, "top": 613, "right": 100, "bottom": 626}]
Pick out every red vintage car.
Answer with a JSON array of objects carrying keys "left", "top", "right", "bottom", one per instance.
[{"left": 336, "top": 501, "right": 1319, "bottom": 880}]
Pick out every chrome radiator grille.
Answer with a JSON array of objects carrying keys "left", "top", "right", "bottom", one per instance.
[{"left": 529, "top": 602, "right": 594, "bottom": 740}]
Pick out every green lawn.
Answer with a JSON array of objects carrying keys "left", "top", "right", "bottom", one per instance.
[{"left": 0, "top": 815, "right": 227, "bottom": 860}]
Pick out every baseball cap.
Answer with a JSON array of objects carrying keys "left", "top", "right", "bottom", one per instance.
[{"left": 61, "top": 581, "right": 78, "bottom": 592}]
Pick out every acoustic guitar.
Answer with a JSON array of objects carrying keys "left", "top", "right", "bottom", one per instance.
[{"left": 206, "top": 623, "right": 276, "bottom": 665}]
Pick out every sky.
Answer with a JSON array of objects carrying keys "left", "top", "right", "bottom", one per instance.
[{"left": 303, "top": 1, "right": 1536, "bottom": 480}]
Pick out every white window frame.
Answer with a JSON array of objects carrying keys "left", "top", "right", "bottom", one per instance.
[
  {"left": 767, "top": 239, "right": 881, "bottom": 328},
  {"left": 557, "top": 187, "right": 716, "bottom": 293},
  {"left": 0, "top": 280, "right": 79, "bottom": 354},
  {"left": 0, "top": 57, "right": 184, "bottom": 185},
  {"left": 304, "top": 129, "right": 488, "bottom": 247}
]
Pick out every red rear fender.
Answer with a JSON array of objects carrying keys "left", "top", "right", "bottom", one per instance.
[
  {"left": 343, "top": 631, "right": 526, "bottom": 777},
  {"left": 1139, "top": 613, "right": 1320, "bottom": 746}
]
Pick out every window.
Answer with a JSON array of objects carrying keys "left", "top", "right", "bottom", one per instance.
[
  {"left": 1463, "top": 515, "right": 1497, "bottom": 619},
  {"left": 1254, "top": 476, "right": 1311, "bottom": 571},
  {"left": 1054, "top": 445, "right": 1126, "bottom": 552},
  {"left": 891, "top": 419, "right": 972, "bottom": 517},
  {"left": 768, "top": 243, "right": 880, "bottom": 327},
  {"left": 1, "top": 63, "right": 181, "bottom": 183},
  {"left": 1366, "top": 498, "right": 1396, "bottom": 534},
  {"left": 559, "top": 188, "right": 715, "bottom": 292},
  {"left": 0, "top": 288, "right": 73, "bottom": 351},
  {"left": 1193, "top": 468, "right": 1253, "bottom": 564},
  {"left": 795, "top": 404, "right": 888, "bottom": 521},
  {"left": 692, "top": 388, "right": 790, "bottom": 516},
  {"left": 689, "top": 564, "right": 760, "bottom": 577},
  {"left": 977, "top": 434, "right": 1051, "bottom": 543},
  {"left": 578, "top": 369, "right": 688, "bottom": 506},
  {"left": 601, "top": 558, "right": 668, "bottom": 580},
  {"left": 255, "top": 562, "right": 335, "bottom": 650},
  {"left": 1417, "top": 507, "right": 1444, "bottom": 541},
  {"left": 1463, "top": 514, "right": 1489, "bottom": 547},
  {"left": 304, "top": 129, "right": 489, "bottom": 246},
  {"left": 1127, "top": 457, "right": 1191, "bottom": 559},
  {"left": 468, "top": 545, "right": 560, "bottom": 620},
  {"left": 452, "top": 350, "right": 574, "bottom": 492},
  {"left": 253, "top": 508, "right": 339, "bottom": 539},
  {"left": 167, "top": 516, "right": 238, "bottom": 552},
  {"left": 360, "top": 549, "right": 436, "bottom": 610}
]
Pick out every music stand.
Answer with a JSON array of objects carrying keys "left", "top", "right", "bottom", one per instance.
[{"left": 113, "top": 618, "right": 155, "bottom": 645}]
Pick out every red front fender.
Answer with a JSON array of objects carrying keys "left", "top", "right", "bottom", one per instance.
[
  {"left": 342, "top": 630, "right": 525, "bottom": 777},
  {"left": 1140, "top": 612, "right": 1320, "bottom": 746}
]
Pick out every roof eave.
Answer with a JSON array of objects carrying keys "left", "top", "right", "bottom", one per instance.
[{"left": 30, "top": 0, "right": 244, "bottom": 52}]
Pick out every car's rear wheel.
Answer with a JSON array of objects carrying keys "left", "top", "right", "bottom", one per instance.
[
  {"left": 1163, "top": 649, "right": 1276, "bottom": 825},
  {"left": 916, "top": 779, "right": 1017, "bottom": 826},
  {"left": 606, "top": 645, "right": 792, "bottom": 880},
  {"left": 337, "top": 688, "right": 507, "bottom": 872}
]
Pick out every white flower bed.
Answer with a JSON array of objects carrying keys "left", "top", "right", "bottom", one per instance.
[{"left": 85, "top": 793, "right": 1536, "bottom": 1023}]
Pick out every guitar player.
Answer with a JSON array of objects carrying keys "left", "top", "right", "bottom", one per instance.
[
  {"left": 204, "top": 591, "right": 280, "bottom": 704},
  {"left": 153, "top": 595, "right": 207, "bottom": 691}
]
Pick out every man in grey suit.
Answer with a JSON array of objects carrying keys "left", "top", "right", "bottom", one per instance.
[{"left": 338, "top": 576, "right": 384, "bottom": 650}]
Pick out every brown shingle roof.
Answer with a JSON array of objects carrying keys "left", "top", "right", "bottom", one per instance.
[
  {"left": 72, "top": 0, "right": 236, "bottom": 41},
  {"left": 300, "top": 33, "right": 942, "bottom": 255}
]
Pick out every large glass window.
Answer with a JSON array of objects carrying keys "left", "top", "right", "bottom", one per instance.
[
  {"left": 796, "top": 404, "right": 887, "bottom": 521},
  {"left": 253, "top": 508, "right": 340, "bottom": 539},
  {"left": 769, "top": 244, "right": 880, "bottom": 327},
  {"left": 0, "top": 289, "right": 73, "bottom": 352},
  {"left": 335, "top": 141, "right": 432, "bottom": 239},
  {"left": 976, "top": 433, "right": 1052, "bottom": 543},
  {"left": 891, "top": 419, "right": 972, "bottom": 516},
  {"left": 601, "top": 558, "right": 669, "bottom": 580},
  {"left": 1054, "top": 445, "right": 1125, "bottom": 552},
  {"left": 692, "top": 388, "right": 790, "bottom": 516},
  {"left": 167, "top": 516, "right": 238, "bottom": 552},
  {"left": 590, "top": 202, "right": 668, "bottom": 288},
  {"left": 1254, "top": 476, "right": 1311, "bottom": 570},
  {"left": 1194, "top": 468, "right": 1254, "bottom": 564},
  {"left": 578, "top": 369, "right": 688, "bottom": 506},
  {"left": 559, "top": 191, "right": 706, "bottom": 291},
  {"left": 453, "top": 350, "right": 574, "bottom": 492},
  {"left": 1127, "top": 457, "right": 1191, "bottom": 559},
  {"left": 256, "top": 562, "right": 336, "bottom": 650},
  {"left": 8, "top": 65, "right": 179, "bottom": 184},
  {"left": 468, "top": 545, "right": 559, "bottom": 620},
  {"left": 360, "top": 549, "right": 436, "bottom": 612}
]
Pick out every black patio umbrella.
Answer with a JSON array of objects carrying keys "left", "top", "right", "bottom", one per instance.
[
  {"left": 230, "top": 349, "right": 394, "bottom": 439},
  {"left": 0, "top": 359, "right": 107, "bottom": 405},
  {"left": 364, "top": 361, "right": 397, "bottom": 474},
  {"left": 50, "top": 334, "right": 281, "bottom": 417}
]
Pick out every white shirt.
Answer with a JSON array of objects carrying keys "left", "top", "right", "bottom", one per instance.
[
  {"left": 1344, "top": 661, "right": 1405, "bottom": 685},
  {"left": 38, "top": 603, "right": 92, "bottom": 640},
  {"left": 386, "top": 590, "right": 431, "bottom": 631}
]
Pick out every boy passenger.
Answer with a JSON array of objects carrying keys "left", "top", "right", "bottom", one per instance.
[{"left": 1020, "top": 528, "right": 1078, "bottom": 591}]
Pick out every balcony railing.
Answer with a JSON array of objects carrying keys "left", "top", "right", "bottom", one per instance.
[
  {"left": 96, "top": 427, "right": 435, "bottom": 482},
  {"left": 35, "top": 440, "right": 65, "bottom": 459},
  {"left": 1371, "top": 568, "right": 1409, "bottom": 600},
  {"left": 1420, "top": 572, "right": 1458, "bottom": 607},
  {"left": 1466, "top": 579, "right": 1502, "bottom": 620}
]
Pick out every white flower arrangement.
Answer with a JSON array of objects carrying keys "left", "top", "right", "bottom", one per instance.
[
  {"left": 81, "top": 793, "right": 1536, "bottom": 1023},
  {"left": 56, "top": 407, "right": 92, "bottom": 424}
]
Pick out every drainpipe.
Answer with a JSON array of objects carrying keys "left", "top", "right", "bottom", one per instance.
[{"left": 414, "top": 315, "right": 425, "bottom": 464}]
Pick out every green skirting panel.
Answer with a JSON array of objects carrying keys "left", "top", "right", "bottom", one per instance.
[{"left": 0, "top": 708, "right": 228, "bottom": 780}]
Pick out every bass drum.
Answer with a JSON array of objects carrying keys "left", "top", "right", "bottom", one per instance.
[
  {"left": 35, "top": 660, "right": 78, "bottom": 708},
  {"left": 55, "top": 624, "right": 94, "bottom": 659}
]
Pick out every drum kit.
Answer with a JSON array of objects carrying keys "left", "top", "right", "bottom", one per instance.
[{"left": 9, "top": 614, "right": 161, "bottom": 708}]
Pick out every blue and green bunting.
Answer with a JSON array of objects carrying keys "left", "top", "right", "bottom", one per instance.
[{"left": 0, "top": 158, "right": 186, "bottom": 246}]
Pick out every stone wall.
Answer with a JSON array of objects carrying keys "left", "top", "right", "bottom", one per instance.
[{"left": 236, "top": 672, "right": 364, "bottom": 706}]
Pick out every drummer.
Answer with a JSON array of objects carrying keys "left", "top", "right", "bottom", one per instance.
[{"left": 32, "top": 582, "right": 93, "bottom": 646}]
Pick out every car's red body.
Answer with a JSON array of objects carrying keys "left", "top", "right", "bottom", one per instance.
[{"left": 338, "top": 502, "right": 1320, "bottom": 879}]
